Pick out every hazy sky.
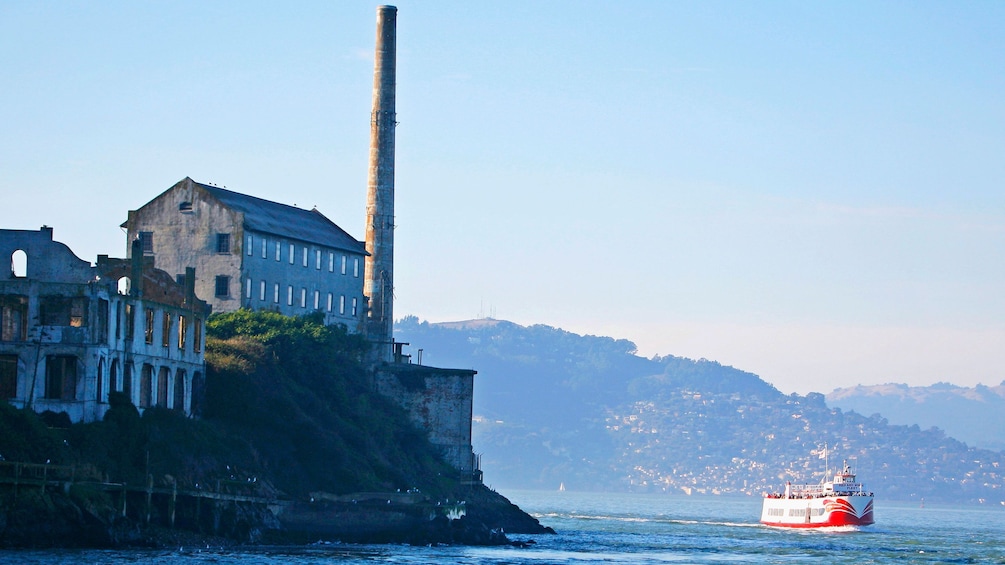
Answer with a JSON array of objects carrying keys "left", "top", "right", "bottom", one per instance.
[{"left": 2, "top": 1, "right": 1003, "bottom": 395}]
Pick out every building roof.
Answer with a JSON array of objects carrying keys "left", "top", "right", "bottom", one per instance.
[{"left": 194, "top": 179, "right": 366, "bottom": 255}]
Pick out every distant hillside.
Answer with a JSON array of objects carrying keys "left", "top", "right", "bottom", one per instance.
[
  {"left": 396, "top": 317, "right": 1005, "bottom": 504},
  {"left": 827, "top": 382, "right": 1005, "bottom": 452}
]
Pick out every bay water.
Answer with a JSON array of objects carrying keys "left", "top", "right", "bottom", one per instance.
[{"left": 3, "top": 490, "right": 1002, "bottom": 563}]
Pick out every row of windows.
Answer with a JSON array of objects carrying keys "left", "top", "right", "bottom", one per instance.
[
  {"left": 1, "top": 294, "right": 200, "bottom": 353},
  {"left": 0, "top": 354, "right": 194, "bottom": 410},
  {"left": 245, "top": 234, "right": 360, "bottom": 276},
  {"left": 137, "top": 231, "right": 359, "bottom": 277},
  {"left": 118, "top": 302, "right": 202, "bottom": 353},
  {"left": 243, "top": 279, "right": 358, "bottom": 316},
  {"left": 140, "top": 231, "right": 232, "bottom": 256}
]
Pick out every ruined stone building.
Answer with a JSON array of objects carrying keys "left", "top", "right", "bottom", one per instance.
[
  {"left": 122, "top": 177, "right": 368, "bottom": 332},
  {"left": 1, "top": 227, "right": 210, "bottom": 423}
]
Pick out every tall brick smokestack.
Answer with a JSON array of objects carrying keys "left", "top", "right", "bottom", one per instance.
[{"left": 365, "top": 5, "right": 397, "bottom": 362}]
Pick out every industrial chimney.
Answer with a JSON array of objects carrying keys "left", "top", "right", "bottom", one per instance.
[{"left": 364, "top": 5, "right": 397, "bottom": 362}]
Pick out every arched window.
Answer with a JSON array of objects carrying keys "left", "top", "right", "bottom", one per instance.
[
  {"left": 123, "top": 363, "right": 133, "bottom": 401},
  {"left": 117, "top": 276, "right": 130, "bottom": 295},
  {"left": 174, "top": 369, "right": 187, "bottom": 411},
  {"left": 140, "top": 364, "right": 153, "bottom": 408},
  {"left": 11, "top": 249, "right": 27, "bottom": 278},
  {"left": 191, "top": 371, "right": 204, "bottom": 416},
  {"left": 110, "top": 359, "right": 119, "bottom": 392},
  {"left": 96, "top": 358, "right": 105, "bottom": 402},
  {"left": 157, "top": 366, "right": 170, "bottom": 407}
]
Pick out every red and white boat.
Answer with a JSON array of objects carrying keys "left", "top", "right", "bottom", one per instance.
[{"left": 760, "top": 460, "right": 874, "bottom": 528}]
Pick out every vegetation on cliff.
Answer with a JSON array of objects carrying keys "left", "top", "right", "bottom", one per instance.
[{"left": 203, "top": 310, "right": 458, "bottom": 496}]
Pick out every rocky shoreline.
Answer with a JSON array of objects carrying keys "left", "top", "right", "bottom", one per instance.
[{"left": 0, "top": 481, "right": 552, "bottom": 549}]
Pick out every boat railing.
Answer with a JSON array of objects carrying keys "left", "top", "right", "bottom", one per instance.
[{"left": 764, "top": 481, "right": 870, "bottom": 499}]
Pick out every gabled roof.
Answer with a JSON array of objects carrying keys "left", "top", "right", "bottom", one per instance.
[{"left": 193, "top": 179, "right": 366, "bottom": 255}]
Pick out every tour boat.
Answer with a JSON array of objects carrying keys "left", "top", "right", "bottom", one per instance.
[{"left": 760, "top": 460, "right": 874, "bottom": 528}]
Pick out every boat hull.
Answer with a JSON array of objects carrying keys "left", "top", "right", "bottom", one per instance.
[{"left": 760, "top": 495, "right": 874, "bottom": 528}]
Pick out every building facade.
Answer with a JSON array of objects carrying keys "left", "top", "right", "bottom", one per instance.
[
  {"left": 1, "top": 227, "right": 209, "bottom": 422},
  {"left": 122, "top": 177, "right": 368, "bottom": 331},
  {"left": 374, "top": 363, "right": 481, "bottom": 482}
]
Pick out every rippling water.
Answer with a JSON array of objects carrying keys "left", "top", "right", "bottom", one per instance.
[{"left": 4, "top": 490, "right": 1004, "bottom": 564}]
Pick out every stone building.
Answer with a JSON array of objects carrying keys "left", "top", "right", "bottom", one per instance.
[
  {"left": 1, "top": 227, "right": 210, "bottom": 422},
  {"left": 123, "top": 177, "right": 367, "bottom": 331},
  {"left": 374, "top": 362, "right": 480, "bottom": 481}
]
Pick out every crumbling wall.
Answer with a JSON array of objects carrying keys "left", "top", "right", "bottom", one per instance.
[{"left": 373, "top": 364, "right": 476, "bottom": 475}]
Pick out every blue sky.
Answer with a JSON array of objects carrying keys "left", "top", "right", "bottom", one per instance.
[{"left": 2, "top": 1, "right": 1003, "bottom": 394}]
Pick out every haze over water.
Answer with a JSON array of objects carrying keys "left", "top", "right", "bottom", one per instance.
[{"left": 4, "top": 490, "right": 1002, "bottom": 564}]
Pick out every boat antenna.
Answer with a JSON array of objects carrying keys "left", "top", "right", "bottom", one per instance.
[{"left": 817, "top": 442, "right": 830, "bottom": 482}]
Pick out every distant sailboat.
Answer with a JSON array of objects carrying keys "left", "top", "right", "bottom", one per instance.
[{"left": 558, "top": 482, "right": 566, "bottom": 492}]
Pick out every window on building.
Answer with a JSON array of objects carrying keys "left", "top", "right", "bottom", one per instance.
[
  {"left": 191, "top": 371, "right": 203, "bottom": 415},
  {"left": 44, "top": 355, "right": 77, "bottom": 400},
  {"left": 341, "top": 255, "right": 347, "bottom": 275},
  {"left": 353, "top": 258, "right": 359, "bottom": 277},
  {"left": 302, "top": 247, "right": 308, "bottom": 267},
  {"left": 289, "top": 244, "right": 294, "bottom": 264},
  {"left": 245, "top": 278, "right": 252, "bottom": 299},
  {"left": 275, "top": 241, "right": 281, "bottom": 261},
  {"left": 178, "top": 201, "right": 193, "bottom": 212},
  {"left": 327, "top": 293, "right": 333, "bottom": 312},
  {"left": 110, "top": 359, "right": 119, "bottom": 394},
  {"left": 139, "top": 231, "right": 153, "bottom": 254},
  {"left": 97, "top": 299, "right": 109, "bottom": 340},
  {"left": 1, "top": 295, "right": 28, "bottom": 342},
  {"left": 262, "top": 237, "right": 268, "bottom": 258},
  {"left": 114, "top": 302, "right": 122, "bottom": 340},
  {"left": 70, "top": 298, "right": 86, "bottom": 327},
  {"left": 313, "top": 290, "right": 320, "bottom": 310},
  {"left": 145, "top": 309, "right": 155, "bottom": 344},
  {"left": 39, "top": 296, "right": 88, "bottom": 327},
  {"left": 216, "top": 233, "right": 231, "bottom": 254},
  {"left": 215, "top": 275, "right": 230, "bottom": 297},
  {"left": 157, "top": 366, "right": 170, "bottom": 407},
  {"left": 273, "top": 283, "right": 280, "bottom": 303},
  {"left": 11, "top": 249, "right": 27, "bottom": 278},
  {"left": 328, "top": 252, "right": 334, "bottom": 272},
  {"left": 125, "top": 304, "right": 135, "bottom": 340},
  {"left": 260, "top": 280, "right": 266, "bottom": 301},
  {"left": 0, "top": 355, "right": 17, "bottom": 399},
  {"left": 351, "top": 297, "right": 358, "bottom": 316},
  {"left": 339, "top": 295, "right": 345, "bottom": 315},
  {"left": 161, "top": 312, "right": 171, "bottom": 347},
  {"left": 123, "top": 363, "right": 133, "bottom": 399},
  {"left": 247, "top": 235, "right": 253, "bottom": 256},
  {"left": 140, "top": 364, "right": 153, "bottom": 408},
  {"left": 96, "top": 358, "right": 104, "bottom": 403},
  {"left": 193, "top": 319, "right": 202, "bottom": 353},
  {"left": 173, "top": 369, "right": 186, "bottom": 411},
  {"left": 287, "top": 286, "right": 293, "bottom": 306},
  {"left": 300, "top": 288, "right": 307, "bottom": 308},
  {"left": 178, "top": 314, "right": 187, "bottom": 350},
  {"left": 315, "top": 249, "right": 321, "bottom": 270}
]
